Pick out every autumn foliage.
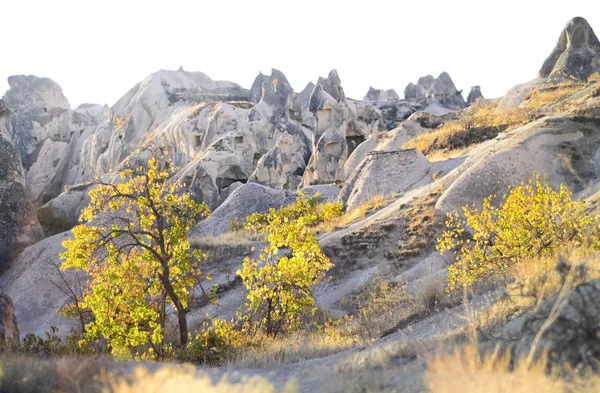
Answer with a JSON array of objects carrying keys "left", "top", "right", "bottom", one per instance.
[
  {"left": 438, "top": 175, "right": 600, "bottom": 290},
  {"left": 60, "top": 149, "right": 210, "bottom": 358}
]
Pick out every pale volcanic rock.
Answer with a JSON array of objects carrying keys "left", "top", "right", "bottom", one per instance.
[{"left": 539, "top": 17, "right": 600, "bottom": 81}]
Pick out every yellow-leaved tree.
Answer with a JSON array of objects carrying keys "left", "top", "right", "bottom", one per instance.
[
  {"left": 60, "top": 148, "right": 210, "bottom": 358},
  {"left": 438, "top": 175, "right": 600, "bottom": 290},
  {"left": 238, "top": 193, "right": 342, "bottom": 337}
]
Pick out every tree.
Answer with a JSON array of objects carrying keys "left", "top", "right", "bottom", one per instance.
[
  {"left": 438, "top": 175, "right": 600, "bottom": 290},
  {"left": 238, "top": 193, "right": 339, "bottom": 337},
  {"left": 60, "top": 148, "right": 210, "bottom": 356}
]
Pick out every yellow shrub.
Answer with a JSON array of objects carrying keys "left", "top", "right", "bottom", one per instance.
[{"left": 438, "top": 175, "right": 600, "bottom": 290}]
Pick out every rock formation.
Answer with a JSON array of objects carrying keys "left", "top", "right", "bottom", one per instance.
[
  {"left": 404, "top": 72, "right": 466, "bottom": 113},
  {"left": 2, "top": 75, "right": 108, "bottom": 202},
  {"left": 0, "top": 100, "right": 43, "bottom": 269},
  {"left": 466, "top": 86, "right": 484, "bottom": 105},
  {"left": 0, "top": 292, "right": 19, "bottom": 346},
  {"left": 192, "top": 182, "right": 297, "bottom": 237},
  {"left": 0, "top": 231, "right": 82, "bottom": 336},
  {"left": 301, "top": 70, "right": 381, "bottom": 187},
  {"left": 338, "top": 149, "right": 431, "bottom": 211},
  {"left": 363, "top": 87, "right": 400, "bottom": 102},
  {"left": 363, "top": 87, "right": 422, "bottom": 130},
  {"left": 539, "top": 17, "right": 600, "bottom": 81}
]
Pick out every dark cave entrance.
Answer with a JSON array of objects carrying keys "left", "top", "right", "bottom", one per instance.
[{"left": 346, "top": 135, "right": 365, "bottom": 157}]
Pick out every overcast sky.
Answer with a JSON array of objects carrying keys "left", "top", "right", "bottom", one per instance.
[{"left": 1, "top": 0, "right": 599, "bottom": 107}]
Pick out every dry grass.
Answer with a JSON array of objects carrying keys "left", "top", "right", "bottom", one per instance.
[
  {"left": 227, "top": 329, "right": 355, "bottom": 369},
  {"left": 405, "top": 80, "right": 592, "bottom": 158},
  {"left": 426, "top": 147, "right": 466, "bottom": 162},
  {"left": 109, "top": 366, "right": 298, "bottom": 393},
  {"left": 191, "top": 230, "right": 265, "bottom": 248},
  {"left": 414, "top": 278, "right": 446, "bottom": 314},
  {"left": 315, "top": 195, "right": 389, "bottom": 234},
  {"left": 404, "top": 100, "right": 529, "bottom": 156},
  {"left": 524, "top": 82, "right": 583, "bottom": 110},
  {"left": 0, "top": 355, "right": 298, "bottom": 393},
  {"left": 426, "top": 342, "right": 600, "bottom": 393},
  {"left": 388, "top": 187, "right": 443, "bottom": 263},
  {"left": 0, "top": 355, "right": 114, "bottom": 393}
]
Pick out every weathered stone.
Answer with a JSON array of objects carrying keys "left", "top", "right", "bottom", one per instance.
[
  {"left": 0, "top": 292, "right": 19, "bottom": 346},
  {"left": 515, "top": 277, "right": 600, "bottom": 371},
  {"left": 302, "top": 70, "right": 381, "bottom": 186},
  {"left": 0, "top": 100, "right": 43, "bottom": 269},
  {"left": 539, "top": 17, "right": 600, "bottom": 82},
  {"left": 339, "top": 149, "right": 431, "bottom": 211},
  {"left": 404, "top": 72, "right": 466, "bottom": 113},
  {"left": 0, "top": 231, "right": 80, "bottom": 337},
  {"left": 192, "top": 183, "right": 297, "bottom": 237},
  {"left": 466, "top": 86, "right": 484, "bottom": 105}
]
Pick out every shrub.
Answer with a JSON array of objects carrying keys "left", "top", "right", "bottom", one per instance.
[
  {"left": 243, "top": 192, "right": 343, "bottom": 233},
  {"left": 438, "top": 175, "right": 600, "bottom": 290},
  {"left": 37, "top": 206, "right": 74, "bottom": 237},
  {"left": 238, "top": 192, "right": 340, "bottom": 337}
]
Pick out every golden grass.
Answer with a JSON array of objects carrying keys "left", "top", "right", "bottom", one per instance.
[
  {"left": 405, "top": 80, "right": 594, "bottom": 158},
  {"left": 0, "top": 355, "right": 114, "bottom": 393},
  {"left": 404, "top": 100, "right": 529, "bottom": 157},
  {"left": 190, "top": 230, "right": 265, "bottom": 248},
  {"left": 0, "top": 355, "right": 298, "bottom": 393},
  {"left": 524, "top": 82, "right": 583, "bottom": 110},
  {"left": 109, "top": 367, "right": 299, "bottom": 393},
  {"left": 426, "top": 342, "right": 600, "bottom": 393},
  {"left": 315, "top": 195, "right": 388, "bottom": 233},
  {"left": 227, "top": 329, "right": 355, "bottom": 369}
]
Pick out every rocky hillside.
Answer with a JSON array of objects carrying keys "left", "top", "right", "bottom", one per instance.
[{"left": 1, "top": 15, "right": 600, "bottom": 393}]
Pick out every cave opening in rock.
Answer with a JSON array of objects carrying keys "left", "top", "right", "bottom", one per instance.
[
  {"left": 216, "top": 177, "right": 247, "bottom": 190},
  {"left": 346, "top": 135, "right": 365, "bottom": 157},
  {"left": 194, "top": 135, "right": 202, "bottom": 147},
  {"left": 253, "top": 153, "right": 263, "bottom": 166}
]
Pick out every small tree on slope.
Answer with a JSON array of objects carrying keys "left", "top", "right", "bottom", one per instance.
[{"left": 60, "top": 148, "right": 209, "bottom": 357}]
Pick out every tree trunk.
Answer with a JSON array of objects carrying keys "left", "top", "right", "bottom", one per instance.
[
  {"left": 176, "top": 308, "right": 189, "bottom": 346},
  {"left": 160, "top": 274, "right": 189, "bottom": 346}
]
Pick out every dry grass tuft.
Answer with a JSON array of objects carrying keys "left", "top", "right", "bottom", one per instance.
[
  {"left": 524, "top": 82, "right": 583, "bottom": 110},
  {"left": 404, "top": 100, "right": 529, "bottom": 156},
  {"left": 227, "top": 329, "right": 355, "bottom": 369},
  {"left": 406, "top": 80, "right": 591, "bottom": 158},
  {"left": 315, "top": 195, "right": 389, "bottom": 234},
  {"left": 414, "top": 277, "right": 446, "bottom": 314},
  {"left": 190, "top": 230, "right": 265, "bottom": 248},
  {"left": 426, "top": 343, "right": 561, "bottom": 393},
  {"left": 0, "top": 355, "right": 115, "bottom": 393},
  {"left": 426, "top": 341, "right": 600, "bottom": 393},
  {"left": 108, "top": 366, "right": 299, "bottom": 393}
]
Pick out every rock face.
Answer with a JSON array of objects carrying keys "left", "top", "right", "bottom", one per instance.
[
  {"left": 301, "top": 70, "right": 381, "bottom": 186},
  {"left": 363, "top": 87, "right": 399, "bottom": 102},
  {"left": 539, "top": 17, "right": 600, "bottom": 81},
  {"left": 363, "top": 87, "right": 422, "bottom": 130},
  {"left": 404, "top": 72, "right": 466, "bottom": 113},
  {"left": 192, "top": 183, "right": 297, "bottom": 237},
  {"left": 515, "top": 277, "right": 600, "bottom": 371},
  {"left": 0, "top": 100, "right": 43, "bottom": 269},
  {"left": 2, "top": 75, "right": 108, "bottom": 202},
  {"left": 466, "top": 86, "right": 484, "bottom": 105},
  {"left": 338, "top": 149, "right": 431, "bottom": 211},
  {"left": 436, "top": 116, "right": 600, "bottom": 213},
  {"left": 170, "top": 69, "right": 312, "bottom": 209},
  {"left": 0, "top": 293, "right": 19, "bottom": 346},
  {"left": 0, "top": 231, "right": 81, "bottom": 337}
]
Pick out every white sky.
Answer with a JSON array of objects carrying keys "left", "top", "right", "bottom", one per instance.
[{"left": 1, "top": 0, "right": 599, "bottom": 107}]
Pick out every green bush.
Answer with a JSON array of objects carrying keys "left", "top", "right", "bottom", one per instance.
[{"left": 438, "top": 175, "right": 600, "bottom": 290}]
